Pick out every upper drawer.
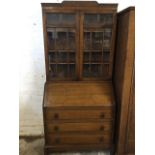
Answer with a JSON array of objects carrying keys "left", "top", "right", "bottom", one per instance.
[{"left": 44, "top": 109, "right": 113, "bottom": 121}]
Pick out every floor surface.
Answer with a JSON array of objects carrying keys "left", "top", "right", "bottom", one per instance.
[{"left": 19, "top": 137, "right": 110, "bottom": 155}]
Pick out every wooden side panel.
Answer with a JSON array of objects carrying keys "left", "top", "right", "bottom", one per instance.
[
  {"left": 113, "top": 7, "right": 135, "bottom": 155},
  {"left": 126, "top": 69, "right": 135, "bottom": 153},
  {"left": 42, "top": 11, "right": 49, "bottom": 81}
]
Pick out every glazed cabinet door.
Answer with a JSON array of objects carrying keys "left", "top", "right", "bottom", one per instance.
[
  {"left": 43, "top": 10, "right": 117, "bottom": 81},
  {"left": 43, "top": 12, "right": 80, "bottom": 80},
  {"left": 79, "top": 11, "right": 117, "bottom": 80}
]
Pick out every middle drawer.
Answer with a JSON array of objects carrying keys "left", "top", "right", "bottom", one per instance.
[{"left": 45, "top": 121, "right": 113, "bottom": 133}]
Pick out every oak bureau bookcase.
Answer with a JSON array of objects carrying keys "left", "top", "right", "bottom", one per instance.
[{"left": 41, "top": 1, "right": 135, "bottom": 155}]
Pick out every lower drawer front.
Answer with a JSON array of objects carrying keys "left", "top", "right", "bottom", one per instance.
[
  {"left": 45, "top": 144, "right": 111, "bottom": 152},
  {"left": 45, "top": 109, "right": 113, "bottom": 120},
  {"left": 46, "top": 134, "right": 111, "bottom": 145},
  {"left": 46, "top": 121, "right": 112, "bottom": 133}
]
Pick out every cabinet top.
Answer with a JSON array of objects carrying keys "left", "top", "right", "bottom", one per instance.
[{"left": 41, "top": 1, "right": 118, "bottom": 11}]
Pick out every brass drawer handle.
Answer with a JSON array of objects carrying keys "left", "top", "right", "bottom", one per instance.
[
  {"left": 55, "top": 137, "right": 60, "bottom": 144},
  {"left": 54, "top": 113, "right": 59, "bottom": 119},
  {"left": 54, "top": 126, "right": 59, "bottom": 132},
  {"left": 99, "top": 137, "right": 104, "bottom": 142},
  {"left": 100, "top": 126, "right": 104, "bottom": 131},
  {"left": 100, "top": 113, "right": 105, "bottom": 119}
]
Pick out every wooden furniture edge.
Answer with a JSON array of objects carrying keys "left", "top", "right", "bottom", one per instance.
[
  {"left": 118, "top": 7, "right": 135, "bottom": 16},
  {"left": 115, "top": 8, "right": 135, "bottom": 155}
]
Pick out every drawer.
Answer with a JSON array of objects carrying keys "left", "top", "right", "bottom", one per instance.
[
  {"left": 46, "top": 133, "right": 112, "bottom": 145},
  {"left": 45, "top": 121, "right": 112, "bottom": 133},
  {"left": 44, "top": 109, "right": 113, "bottom": 121},
  {"left": 45, "top": 144, "right": 111, "bottom": 152}
]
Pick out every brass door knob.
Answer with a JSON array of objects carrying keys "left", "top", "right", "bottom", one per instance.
[
  {"left": 100, "top": 113, "right": 105, "bottom": 118},
  {"left": 100, "top": 126, "right": 104, "bottom": 131},
  {"left": 54, "top": 126, "right": 59, "bottom": 132},
  {"left": 99, "top": 137, "right": 104, "bottom": 142},
  {"left": 55, "top": 137, "right": 60, "bottom": 144},
  {"left": 54, "top": 113, "right": 59, "bottom": 119}
]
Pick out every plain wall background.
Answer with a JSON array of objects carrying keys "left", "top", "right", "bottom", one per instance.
[{"left": 19, "top": 0, "right": 135, "bottom": 136}]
